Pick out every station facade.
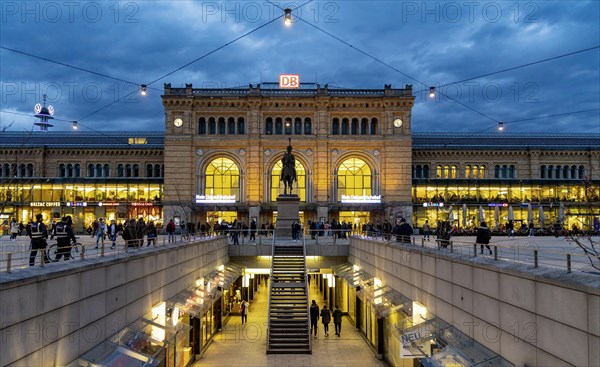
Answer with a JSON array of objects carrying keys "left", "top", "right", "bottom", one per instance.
[{"left": 1, "top": 84, "right": 599, "bottom": 233}]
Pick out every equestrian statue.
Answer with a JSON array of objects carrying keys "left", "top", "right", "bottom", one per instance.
[{"left": 280, "top": 138, "right": 297, "bottom": 195}]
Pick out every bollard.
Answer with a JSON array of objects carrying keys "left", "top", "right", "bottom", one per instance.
[
  {"left": 7, "top": 252, "right": 12, "bottom": 273},
  {"left": 421, "top": 238, "right": 425, "bottom": 247},
  {"left": 494, "top": 246, "right": 498, "bottom": 261},
  {"left": 101, "top": 242, "right": 105, "bottom": 257},
  {"left": 534, "top": 250, "right": 538, "bottom": 268},
  {"left": 473, "top": 244, "right": 477, "bottom": 257},
  {"left": 41, "top": 249, "right": 46, "bottom": 267},
  {"left": 412, "top": 237, "right": 415, "bottom": 245},
  {"left": 567, "top": 254, "right": 571, "bottom": 273},
  {"left": 81, "top": 245, "right": 85, "bottom": 260},
  {"left": 450, "top": 242, "right": 453, "bottom": 253}
]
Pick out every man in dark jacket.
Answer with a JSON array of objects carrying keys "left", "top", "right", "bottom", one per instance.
[
  {"left": 477, "top": 221, "right": 492, "bottom": 255},
  {"left": 28, "top": 213, "right": 50, "bottom": 265},
  {"left": 52, "top": 216, "right": 77, "bottom": 261},
  {"left": 310, "top": 300, "right": 320, "bottom": 338},
  {"left": 393, "top": 218, "right": 413, "bottom": 244}
]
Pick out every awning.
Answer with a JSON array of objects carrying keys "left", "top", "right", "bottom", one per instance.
[
  {"left": 332, "top": 263, "right": 373, "bottom": 287},
  {"left": 357, "top": 284, "right": 412, "bottom": 318}
]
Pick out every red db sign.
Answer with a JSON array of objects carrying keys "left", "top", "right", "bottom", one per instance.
[{"left": 279, "top": 74, "right": 300, "bottom": 89}]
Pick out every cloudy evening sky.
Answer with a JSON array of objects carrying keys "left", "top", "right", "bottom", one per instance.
[{"left": 1, "top": 0, "right": 599, "bottom": 134}]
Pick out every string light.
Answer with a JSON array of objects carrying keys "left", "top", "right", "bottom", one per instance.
[
  {"left": 72, "top": 121, "right": 78, "bottom": 130},
  {"left": 140, "top": 84, "right": 147, "bottom": 96},
  {"left": 429, "top": 87, "right": 436, "bottom": 98},
  {"left": 498, "top": 122, "right": 504, "bottom": 131}
]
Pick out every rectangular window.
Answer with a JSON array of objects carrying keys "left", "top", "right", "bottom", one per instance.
[{"left": 128, "top": 138, "right": 147, "bottom": 145}]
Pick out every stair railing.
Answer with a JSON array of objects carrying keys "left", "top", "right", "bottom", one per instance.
[
  {"left": 266, "top": 230, "right": 276, "bottom": 352},
  {"left": 302, "top": 228, "right": 312, "bottom": 352}
]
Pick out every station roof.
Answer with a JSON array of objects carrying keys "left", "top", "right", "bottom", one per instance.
[{"left": 0, "top": 131, "right": 164, "bottom": 149}]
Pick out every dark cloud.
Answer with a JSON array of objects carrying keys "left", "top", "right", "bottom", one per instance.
[{"left": 1, "top": 0, "right": 598, "bottom": 134}]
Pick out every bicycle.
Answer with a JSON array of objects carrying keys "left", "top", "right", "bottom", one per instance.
[{"left": 47, "top": 238, "right": 83, "bottom": 262}]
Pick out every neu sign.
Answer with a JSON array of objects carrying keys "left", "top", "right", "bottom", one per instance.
[{"left": 279, "top": 74, "right": 300, "bottom": 89}]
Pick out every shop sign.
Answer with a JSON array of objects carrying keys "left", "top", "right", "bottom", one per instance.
[
  {"left": 31, "top": 201, "right": 61, "bottom": 207},
  {"left": 279, "top": 74, "right": 300, "bottom": 89},
  {"left": 400, "top": 328, "right": 429, "bottom": 358},
  {"left": 488, "top": 203, "right": 508, "bottom": 207},
  {"left": 131, "top": 202, "right": 154, "bottom": 207},
  {"left": 195, "top": 194, "right": 236, "bottom": 203},
  {"left": 341, "top": 195, "right": 381, "bottom": 203},
  {"left": 98, "top": 202, "right": 120, "bottom": 207},
  {"left": 65, "top": 202, "right": 87, "bottom": 207},
  {"left": 422, "top": 202, "right": 444, "bottom": 207}
]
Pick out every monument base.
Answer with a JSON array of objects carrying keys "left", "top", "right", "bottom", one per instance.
[{"left": 276, "top": 195, "right": 300, "bottom": 239}]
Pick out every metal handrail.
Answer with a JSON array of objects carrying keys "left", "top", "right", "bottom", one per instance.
[
  {"left": 266, "top": 229, "right": 276, "bottom": 352},
  {"left": 302, "top": 228, "right": 311, "bottom": 352}
]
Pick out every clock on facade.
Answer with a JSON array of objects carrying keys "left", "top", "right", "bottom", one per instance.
[
  {"left": 393, "top": 118, "right": 403, "bottom": 128},
  {"left": 173, "top": 118, "right": 183, "bottom": 127}
]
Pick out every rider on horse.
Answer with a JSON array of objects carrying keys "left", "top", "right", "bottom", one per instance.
[{"left": 280, "top": 139, "right": 297, "bottom": 195}]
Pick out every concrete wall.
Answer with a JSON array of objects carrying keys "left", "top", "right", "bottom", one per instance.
[
  {"left": 0, "top": 237, "right": 229, "bottom": 367},
  {"left": 350, "top": 238, "right": 600, "bottom": 366}
]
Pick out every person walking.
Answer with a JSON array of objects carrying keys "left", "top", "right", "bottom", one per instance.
[
  {"left": 10, "top": 218, "right": 19, "bottom": 240},
  {"left": 249, "top": 219, "right": 257, "bottom": 242},
  {"left": 477, "top": 221, "right": 492, "bottom": 255},
  {"left": 528, "top": 220, "right": 535, "bottom": 237},
  {"left": 310, "top": 300, "right": 320, "bottom": 338},
  {"left": 507, "top": 220, "right": 515, "bottom": 238},
  {"left": 332, "top": 305, "right": 343, "bottom": 337},
  {"left": 320, "top": 304, "right": 331, "bottom": 337},
  {"left": 52, "top": 216, "right": 77, "bottom": 261},
  {"left": 422, "top": 220, "right": 431, "bottom": 241},
  {"left": 240, "top": 299, "right": 249, "bottom": 325},
  {"left": 95, "top": 218, "right": 106, "bottom": 249},
  {"left": 146, "top": 221, "right": 158, "bottom": 247},
  {"left": 28, "top": 213, "right": 50, "bottom": 266},
  {"left": 393, "top": 218, "right": 414, "bottom": 244},
  {"left": 108, "top": 219, "right": 117, "bottom": 249},
  {"left": 166, "top": 219, "right": 176, "bottom": 243}
]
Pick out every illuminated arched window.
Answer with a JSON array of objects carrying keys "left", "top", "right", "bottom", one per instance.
[
  {"left": 465, "top": 165, "right": 471, "bottom": 179},
  {"left": 450, "top": 165, "right": 457, "bottom": 179},
  {"left": 204, "top": 157, "right": 240, "bottom": 201},
  {"left": 479, "top": 165, "right": 485, "bottom": 179},
  {"left": 337, "top": 158, "right": 372, "bottom": 201},
  {"left": 436, "top": 165, "right": 442, "bottom": 179},
  {"left": 271, "top": 159, "right": 306, "bottom": 202}
]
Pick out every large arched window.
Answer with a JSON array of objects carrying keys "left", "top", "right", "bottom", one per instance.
[
  {"left": 423, "top": 165, "right": 430, "bottom": 178},
  {"left": 562, "top": 166, "right": 569, "bottom": 180},
  {"left": 509, "top": 165, "right": 515, "bottom": 179},
  {"left": 204, "top": 157, "right": 240, "bottom": 201},
  {"left": 96, "top": 164, "right": 102, "bottom": 177},
  {"left": 271, "top": 159, "right": 306, "bottom": 202},
  {"left": 571, "top": 165, "right": 577, "bottom": 179},
  {"left": 103, "top": 164, "right": 110, "bottom": 178},
  {"left": 118, "top": 164, "right": 124, "bottom": 178},
  {"left": 27, "top": 164, "right": 34, "bottom": 177},
  {"left": 337, "top": 157, "right": 372, "bottom": 201},
  {"left": 465, "top": 165, "right": 471, "bottom": 179},
  {"left": 548, "top": 165, "right": 554, "bottom": 179},
  {"left": 154, "top": 164, "right": 161, "bottom": 178},
  {"left": 146, "top": 164, "right": 153, "bottom": 177},
  {"left": 133, "top": 164, "right": 139, "bottom": 177},
  {"left": 578, "top": 165, "right": 585, "bottom": 179},
  {"left": 285, "top": 118, "right": 293, "bottom": 135},
  {"left": 58, "top": 164, "right": 66, "bottom": 178}
]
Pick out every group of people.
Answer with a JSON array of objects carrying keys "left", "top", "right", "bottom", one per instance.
[
  {"left": 27, "top": 213, "right": 78, "bottom": 265},
  {"left": 310, "top": 300, "right": 343, "bottom": 338}
]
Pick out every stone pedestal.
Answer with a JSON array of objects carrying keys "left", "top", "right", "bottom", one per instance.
[{"left": 276, "top": 195, "right": 300, "bottom": 239}]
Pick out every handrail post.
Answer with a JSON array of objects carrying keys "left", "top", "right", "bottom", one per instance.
[
  {"left": 81, "top": 245, "right": 85, "bottom": 260},
  {"left": 421, "top": 238, "right": 425, "bottom": 247},
  {"left": 473, "top": 244, "right": 477, "bottom": 257},
  {"left": 450, "top": 242, "right": 453, "bottom": 253},
  {"left": 534, "top": 250, "right": 538, "bottom": 268},
  {"left": 41, "top": 249, "right": 46, "bottom": 267},
  {"left": 101, "top": 242, "right": 105, "bottom": 257},
  {"left": 7, "top": 252, "right": 12, "bottom": 273},
  {"left": 567, "top": 254, "right": 571, "bottom": 273},
  {"left": 493, "top": 246, "right": 498, "bottom": 261}
]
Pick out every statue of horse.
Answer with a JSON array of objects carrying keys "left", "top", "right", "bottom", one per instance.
[{"left": 280, "top": 143, "right": 297, "bottom": 195}]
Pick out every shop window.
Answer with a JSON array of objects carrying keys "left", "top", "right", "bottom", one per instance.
[
  {"left": 209, "top": 117, "right": 216, "bottom": 134},
  {"left": 294, "top": 118, "right": 302, "bottom": 135},
  {"left": 271, "top": 159, "right": 306, "bottom": 201},
  {"left": 203, "top": 157, "right": 240, "bottom": 201},
  {"left": 332, "top": 118, "right": 340, "bottom": 135},
  {"left": 351, "top": 118, "right": 359, "bottom": 135},
  {"left": 304, "top": 118, "right": 312, "bottom": 135},
  {"left": 265, "top": 117, "right": 273, "bottom": 135},
  {"left": 436, "top": 165, "right": 442, "bottom": 178},
  {"left": 361, "top": 118, "right": 368, "bottom": 135},
  {"left": 228, "top": 117, "right": 236, "bottom": 134},
  {"left": 370, "top": 118, "right": 378, "bottom": 134},
  {"left": 275, "top": 118, "right": 283, "bottom": 134},
  {"left": 465, "top": 165, "right": 471, "bottom": 179},
  {"left": 218, "top": 118, "right": 226, "bottom": 134},
  {"left": 88, "top": 164, "right": 95, "bottom": 178},
  {"left": 237, "top": 117, "right": 245, "bottom": 134},
  {"left": 336, "top": 157, "right": 372, "bottom": 201},
  {"left": 58, "top": 164, "right": 66, "bottom": 178},
  {"left": 198, "top": 117, "right": 207, "bottom": 134}
]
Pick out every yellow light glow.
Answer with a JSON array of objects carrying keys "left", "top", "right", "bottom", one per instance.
[
  {"left": 218, "top": 264, "right": 225, "bottom": 272},
  {"left": 412, "top": 301, "right": 427, "bottom": 326},
  {"left": 374, "top": 278, "right": 382, "bottom": 305},
  {"left": 353, "top": 264, "right": 360, "bottom": 272},
  {"left": 151, "top": 302, "right": 166, "bottom": 341}
]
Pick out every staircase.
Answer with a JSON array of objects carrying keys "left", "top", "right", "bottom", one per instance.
[{"left": 267, "top": 243, "right": 311, "bottom": 354}]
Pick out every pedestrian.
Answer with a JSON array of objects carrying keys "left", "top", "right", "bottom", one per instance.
[
  {"left": 108, "top": 219, "right": 117, "bottom": 249},
  {"left": 507, "top": 220, "right": 515, "bottom": 238},
  {"left": 123, "top": 219, "right": 137, "bottom": 249},
  {"left": 528, "top": 220, "right": 535, "bottom": 237},
  {"left": 476, "top": 221, "right": 492, "bottom": 255},
  {"left": 28, "top": 213, "right": 50, "bottom": 266},
  {"left": 393, "top": 218, "right": 413, "bottom": 244},
  {"left": 95, "top": 218, "right": 106, "bottom": 248},
  {"left": 249, "top": 219, "right": 257, "bottom": 242},
  {"left": 166, "top": 219, "right": 176, "bottom": 243},
  {"left": 146, "top": 221, "right": 158, "bottom": 247},
  {"left": 240, "top": 299, "right": 249, "bottom": 325},
  {"left": 332, "top": 305, "right": 343, "bottom": 337},
  {"left": 10, "top": 218, "right": 19, "bottom": 240},
  {"left": 422, "top": 220, "right": 431, "bottom": 241},
  {"left": 320, "top": 304, "right": 331, "bottom": 337},
  {"left": 553, "top": 220, "right": 563, "bottom": 238},
  {"left": 310, "top": 300, "right": 319, "bottom": 338},
  {"left": 91, "top": 219, "right": 98, "bottom": 238},
  {"left": 52, "top": 216, "right": 77, "bottom": 261},
  {"left": 136, "top": 217, "right": 146, "bottom": 248}
]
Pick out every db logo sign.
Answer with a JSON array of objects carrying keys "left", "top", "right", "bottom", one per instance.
[{"left": 279, "top": 74, "right": 300, "bottom": 89}]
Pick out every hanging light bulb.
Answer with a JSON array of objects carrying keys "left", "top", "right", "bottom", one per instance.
[
  {"left": 72, "top": 121, "right": 78, "bottom": 130},
  {"left": 140, "top": 84, "right": 147, "bottom": 96},
  {"left": 429, "top": 87, "right": 436, "bottom": 98},
  {"left": 498, "top": 122, "right": 504, "bottom": 131},
  {"left": 284, "top": 8, "right": 292, "bottom": 26}
]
